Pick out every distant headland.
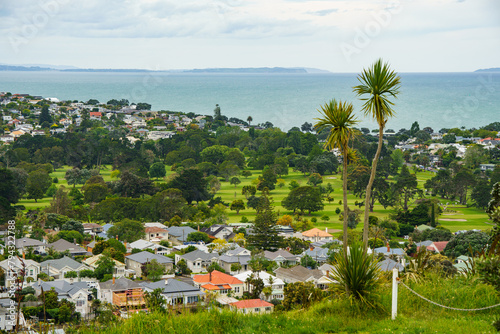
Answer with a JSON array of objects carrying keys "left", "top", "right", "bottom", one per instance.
[{"left": 474, "top": 67, "right": 500, "bottom": 73}]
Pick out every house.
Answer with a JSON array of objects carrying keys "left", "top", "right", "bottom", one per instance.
[
  {"left": 299, "top": 247, "right": 330, "bottom": 265},
  {"left": 84, "top": 254, "right": 126, "bottom": 278},
  {"left": 125, "top": 251, "right": 174, "bottom": 277},
  {"left": 373, "top": 245, "right": 406, "bottom": 257},
  {"left": 141, "top": 279, "right": 205, "bottom": 308},
  {"left": 166, "top": 226, "right": 197, "bottom": 245},
  {"left": 89, "top": 111, "right": 102, "bottom": 120},
  {"left": 301, "top": 228, "right": 333, "bottom": 242},
  {"left": 454, "top": 255, "right": 472, "bottom": 272},
  {"left": 144, "top": 226, "right": 169, "bottom": 243},
  {"left": 127, "top": 239, "right": 169, "bottom": 256},
  {"left": 39, "top": 256, "right": 91, "bottom": 279},
  {"left": 145, "top": 222, "right": 169, "bottom": 230},
  {"left": 263, "top": 249, "right": 297, "bottom": 266},
  {"left": 0, "top": 299, "right": 26, "bottom": 331},
  {"left": 175, "top": 250, "right": 219, "bottom": 273},
  {"left": 480, "top": 164, "right": 496, "bottom": 172},
  {"left": 426, "top": 241, "right": 448, "bottom": 254},
  {"left": 378, "top": 258, "right": 405, "bottom": 272},
  {"left": 47, "top": 239, "right": 89, "bottom": 257},
  {"left": 96, "top": 223, "right": 114, "bottom": 239},
  {"left": 218, "top": 254, "right": 251, "bottom": 274},
  {"left": 0, "top": 135, "right": 14, "bottom": 143},
  {"left": 233, "top": 271, "right": 285, "bottom": 300},
  {"left": 230, "top": 299, "right": 274, "bottom": 314},
  {"left": 200, "top": 225, "right": 235, "bottom": 240},
  {"left": 98, "top": 278, "right": 144, "bottom": 308},
  {"left": 83, "top": 223, "right": 103, "bottom": 235},
  {"left": 14, "top": 237, "right": 46, "bottom": 254},
  {"left": 274, "top": 265, "right": 334, "bottom": 289},
  {"left": 31, "top": 280, "right": 92, "bottom": 317},
  {"left": 193, "top": 270, "right": 244, "bottom": 297},
  {"left": 0, "top": 258, "right": 40, "bottom": 287}
]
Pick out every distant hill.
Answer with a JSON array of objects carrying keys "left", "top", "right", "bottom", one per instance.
[
  {"left": 474, "top": 67, "right": 500, "bottom": 73},
  {"left": 0, "top": 64, "right": 330, "bottom": 74}
]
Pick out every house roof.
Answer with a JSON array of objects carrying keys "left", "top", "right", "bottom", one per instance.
[
  {"left": 302, "top": 228, "right": 332, "bottom": 238},
  {"left": 218, "top": 255, "right": 251, "bottom": 265},
  {"left": 233, "top": 271, "right": 284, "bottom": 286},
  {"left": 181, "top": 249, "right": 219, "bottom": 262},
  {"left": 141, "top": 279, "right": 201, "bottom": 295},
  {"left": 373, "top": 247, "right": 405, "bottom": 256},
  {"left": 40, "top": 256, "right": 89, "bottom": 271},
  {"left": 83, "top": 223, "right": 102, "bottom": 229},
  {"left": 378, "top": 259, "right": 405, "bottom": 272},
  {"left": 125, "top": 251, "right": 173, "bottom": 264},
  {"left": 145, "top": 226, "right": 168, "bottom": 234},
  {"left": 166, "top": 226, "right": 197, "bottom": 242},
  {"left": 0, "top": 257, "right": 40, "bottom": 270},
  {"left": 428, "top": 241, "right": 448, "bottom": 253},
  {"left": 263, "top": 249, "right": 296, "bottom": 261},
  {"left": 99, "top": 277, "right": 142, "bottom": 291},
  {"left": 231, "top": 299, "right": 273, "bottom": 309},
  {"left": 48, "top": 239, "right": 88, "bottom": 254},
  {"left": 84, "top": 254, "right": 125, "bottom": 268},
  {"left": 14, "top": 237, "right": 45, "bottom": 248},
  {"left": 224, "top": 247, "right": 250, "bottom": 257},
  {"left": 274, "top": 265, "right": 323, "bottom": 281},
  {"left": 32, "top": 280, "right": 90, "bottom": 298},
  {"left": 144, "top": 222, "right": 168, "bottom": 229},
  {"left": 193, "top": 270, "right": 243, "bottom": 285}
]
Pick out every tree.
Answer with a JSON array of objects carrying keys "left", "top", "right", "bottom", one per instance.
[
  {"left": 230, "top": 199, "right": 245, "bottom": 214},
  {"left": 187, "top": 231, "right": 211, "bottom": 244},
  {"left": 314, "top": 99, "right": 359, "bottom": 254},
  {"left": 277, "top": 214, "right": 293, "bottom": 226},
  {"left": 282, "top": 186, "right": 324, "bottom": 215},
  {"left": 39, "top": 105, "right": 52, "bottom": 125},
  {"left": 247, "top": 196, "right": 283, "bottom": 251},
  {"left": 149, "top": 162, "right": 166, "bottom": 179},
  {"left": 107, "top": 219, "right": 145, "bottom": 242},
  {"left": 168, "top": 168, "right": 209, "bottom": 204},
  {"left": 83, "top": 183, "right": 108, "bottom": 204},
  {"left": 282, "top": 282, "right": 323, "bottom": 310},
  {"left": 114, "top": 170, "right": 154, "bottom": 198},
  {"left": 471, "top": 179, "right": 492, "bottom": 210},
  {"left": 301, "top": 122, "right": 313, "bottom": 132},
  {"left": 0, "top": 168, "right": 21, "bottom": 203},
  {"left": 144, "top": 288, "right": 166, "bottom": 313},
  {"left": 353, "top": 59, "right": 401, "bottom": 250},
  {"left": 57, "top": 230, "right": 83, "bottom": 244},
  {"left": 443, "top": 231, "right": 490, "bottom": 258},
  {"left": 394, "top": 165, "right": 419, "bottom": 211},
  {"left": 230, "top": 177, "right": 241, "bottom": 188},
  {"left": 94, "top": 255, "right": 115, "bottom": 281},
  {"left": 64, "top": 168, "right": 92, "bottom": 188},
  {"left": 300, "top": 254, "right": 317, "bottom": 269},
  {"left": 307, "top": 173, "right": 323, "bottom": 187},
  {"left": 26, "top": 170, "right": 52, "bottom": 202},
  {"left": 142, "top": 259, "right": 165, "bottom": 281},
  {"left": 242, "top": 185, "right": 257, "bottom": 199},
  {"left": 256, "top": 166, "right": 277, "bottom": 191},
  {"left": 247, "top": 116, "right": 253, "bottom": 125}
]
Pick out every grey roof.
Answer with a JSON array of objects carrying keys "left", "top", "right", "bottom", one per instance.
[
  {"left": 141, "top": 279, "right": 203, "bottom": 298},
  {"left": 218, "top": 255, "right": 251, "bottom": 265},
  {"left": 373, "top": 247, "right": 406, "bottom": 256},
  {"left": 99, "top": 277, "right": 142, "bottom": 291},
  {"left": 224, "top": 247, "right": 251, "bottom": 257},
  {"left": 40, "top": 256, "right": 89, "bottom": 271},
  {"left": 48, "top": 239, "right": 88, "bottom": 254},
  {"left": 32, "top": 280, "right": 90, "bottom": 297},
  {"left": 181, "top": 250, "right": 219, "bottom": 262},
  {"left": 166, "top": 226, "right": 197, "bottom": 242},
  {"left": 274, "top": 265, "right": 323, "bottom": 281},
  {"left": 415, "top": 240, "right": 434, "bottom": 247},
  {"left": 378, "top": 259, "right": 405, "bottom": 272},
  {"left": 14, "top": 237, "right": 45, "bottom": 248},
  {"left": 301, "top": 248, "right": 330, "bottom": 262},
  {"left": 126, "top": 251, "right": 173, "bottom": 264},
  {"left": 263, "top": 249, "right": 296, "bottom": 261}
]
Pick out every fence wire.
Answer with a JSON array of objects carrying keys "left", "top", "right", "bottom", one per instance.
[{"left": 398, "top": 281, "right": 500, "bottom": 312}]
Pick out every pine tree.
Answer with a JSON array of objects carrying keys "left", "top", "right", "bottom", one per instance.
[
  {"left": 247, "top": 195, "right": 283, "bottom": 251},
  {"left": 39, "top": 105, "right": 52, "bottom": 126}
]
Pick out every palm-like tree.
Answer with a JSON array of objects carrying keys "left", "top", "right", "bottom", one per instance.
[
  {"left": 315, "top": 100, "right": 359, "bottom": 253},
  {"left": 247, "top": 116, "right": 253, "bottom": 125},
  {"left": 353, "top": 59, "right": 401, "bottom": 250}
]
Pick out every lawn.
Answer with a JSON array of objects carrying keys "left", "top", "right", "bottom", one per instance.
[{"left": 18, "top": 165, "right": 492, "bottom": 235}]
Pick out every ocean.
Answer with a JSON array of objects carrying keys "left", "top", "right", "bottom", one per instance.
[{"left": 0, "top": 71, "right": 499, "bottom": 132}]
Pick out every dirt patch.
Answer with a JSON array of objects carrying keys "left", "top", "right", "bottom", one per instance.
[
  {"left": 443, "top": 213, "right": 464, "bottom": 216},
  {"left": 326, "top": 177, "right": 337, "bottom": 179},
  {"left": 440, "top": 218, "right": 467, "bottom": 222}
]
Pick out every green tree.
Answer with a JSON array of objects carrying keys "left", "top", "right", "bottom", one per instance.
[
  {"left": 282, "top": 282, "right": 323, "bottom": 310},
  {"left": 0, "top": 168, "right": 21, "bottom": 203},
  {"left": 242, "top": 185, "right": 257, "bottom": 199},
  {"left": 168, "top": 168, "right": 209, "bottom": 204},
  {"left": 26, "top": 170, "right": 52, "bottom": 202},
  {"left": 230, "top": 199, "right": 245, "bottom": 214},
  {"left": 39, "top": 105, "right": 52, "bottom": 125},
  {"left": 94, "top": 255, "right": 115, "bottom": 281},
  {"left": 314, "top": 99, "right": 359, "bottom": 254},
  {"left": 307, "top": 173, "right": 323, "bottom": 187},
  {"left": 230, "top": 177, "right": 241, "bottom": 188},
  {"left": 353, "top": 59, "right": 401, "bottom": 250},
  {"left": 142, "top": 259, "right": 165, "bottom": 281},
  {"left": 256, "top": 166, "right": 278, "bottom": 191},
  {"left": 107, "top": 219, "right": 145, "bottom": 242},
  {"left": 300, "top": 254, "right": 317, "bottom": 269},
  {"left": 282, "top": 186, "right": 324, "bottom": 215},
  {"left": 394, "top": 165, "right": 419, "bottom": 211},
  {"left": 471, "top": 179, "right": 492, "bottom": 210},
  {"left": 144, "top": 288, "right": 166, "bottom": 313},
  {"left": 187, "top": 231, "right": 211, "bottom": 244},
  {"left": 149, "top": 162, "right": 166, "bottom": 179},
  {"left": 443, "top": 231, "right": 489, "bottom": 257},
  {"left": 247, "top": 197, "right": 283, "bottom": 251}
]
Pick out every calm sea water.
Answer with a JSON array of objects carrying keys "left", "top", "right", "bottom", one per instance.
[{"left": 0, "top": 71, "right": 499, "bottom": 131}]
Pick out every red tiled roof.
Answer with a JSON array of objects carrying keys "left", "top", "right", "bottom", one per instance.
[
  {"left": 201, "top": 283, "right": 232, "bottom": 290},
  {"left": 230, "top": 299, "right": 273, "bottom": 309},
  {"left": 145, "top": 227, "right": 167, "bottom": 233},
  {"left": 429, "top": 241, "right": 448, "bottom": 252},
  {"left": 193, "top": 270, "right": 243, "bottom": 285},
  {"left": 302, "top": 228, "right": 332, "bottom": 237}
]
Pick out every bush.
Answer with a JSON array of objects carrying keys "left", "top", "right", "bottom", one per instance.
[
  {"left": 53, "top": 177, "right": 59, "bottom": 183},
  {"left": 335, "top": 208, "right": 341, "bottom": 214}
]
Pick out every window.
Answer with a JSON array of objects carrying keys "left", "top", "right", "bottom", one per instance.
[
  {"left": 77, "top": 300, "right": 85, "bottom": 307},
  {"left": 234, "top": 287, "right": 240, "bottom": 293},
  {"left": 265, "top": 307, "right": 272, "bottom": 311},
  {"left": 187, "top": 296, "right": 198, "bottom": 304},
  {"left": 29, "top": 269, "right": 33, "bottom": 276},
  {"left": 254, "top": 308, "right": 259, "bottom": 312}
]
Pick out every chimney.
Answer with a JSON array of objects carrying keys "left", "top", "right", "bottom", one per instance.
[
  {"left": 325, "top": 228, "right": 328, "bottom": 233},
  {"left": 286, "top": 247, "right": 290, "bottom": 251},
  {"left": 209, "top": 271, "right": 212, "bottom": 282},
  {"left": 386, "top": 242, "right": 390, "bottom": 253},
  {"left": 124, "top": 241, "right": 127, "bottom": 249},
  {"left": 165, "top": 279, "right": 169, "bottom": 285},
  {"left": 326, "top": 270, "right": 329, "bottom": 277},
  {"left": 115, "top": 235, "right": 118, "bottom": 240},
  {"left": 310, "top": 246, "right": 314, "bottom": 251},
  {"left": 112, "top": 276, "right": 115, "bottom": 285},
  {"left": 198, "top": 225, "right": 200, "bottom": 231},
  {"left": 22, "top": 251, "right": 25, "bottom": 259}
]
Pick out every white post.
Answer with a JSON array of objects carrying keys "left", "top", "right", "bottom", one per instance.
[{"left": 392, "top": 267, "right": 398, "bottom": 320}]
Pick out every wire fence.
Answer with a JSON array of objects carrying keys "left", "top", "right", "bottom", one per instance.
[{"left": 398, "top": 280, "right": 500, "bottom": 312}]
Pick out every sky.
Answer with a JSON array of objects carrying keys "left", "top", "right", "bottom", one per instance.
[{"left": 0, "top": 0, "right": 499, "bottom": 72}]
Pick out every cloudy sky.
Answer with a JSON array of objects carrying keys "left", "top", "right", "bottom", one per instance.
[{"left": 0, "top": 0, "right": 499, "bottom": 72}]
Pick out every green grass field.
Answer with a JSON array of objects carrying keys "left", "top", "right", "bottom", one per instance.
[{"left": 19, "top": 165, "right": 492, "bottom": 235}]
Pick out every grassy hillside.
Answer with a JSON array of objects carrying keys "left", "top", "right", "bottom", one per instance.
[
  {"left": 18, "top": 165, "right": 492, "bottom": 234},
  {"left": 76, "top": 274, "right": 500, "bottom": 334}
]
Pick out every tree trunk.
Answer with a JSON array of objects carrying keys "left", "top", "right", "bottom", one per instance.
[
  {"left": 362, "top": 123, "right": 384, "bottom": 250},
  {"left": 342, "top": 150, "right": 349, "bottom": 255}
]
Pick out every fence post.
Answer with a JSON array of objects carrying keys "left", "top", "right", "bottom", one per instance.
[{"left": 392, "top": 267, "right": 398, "bottom": 320}]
